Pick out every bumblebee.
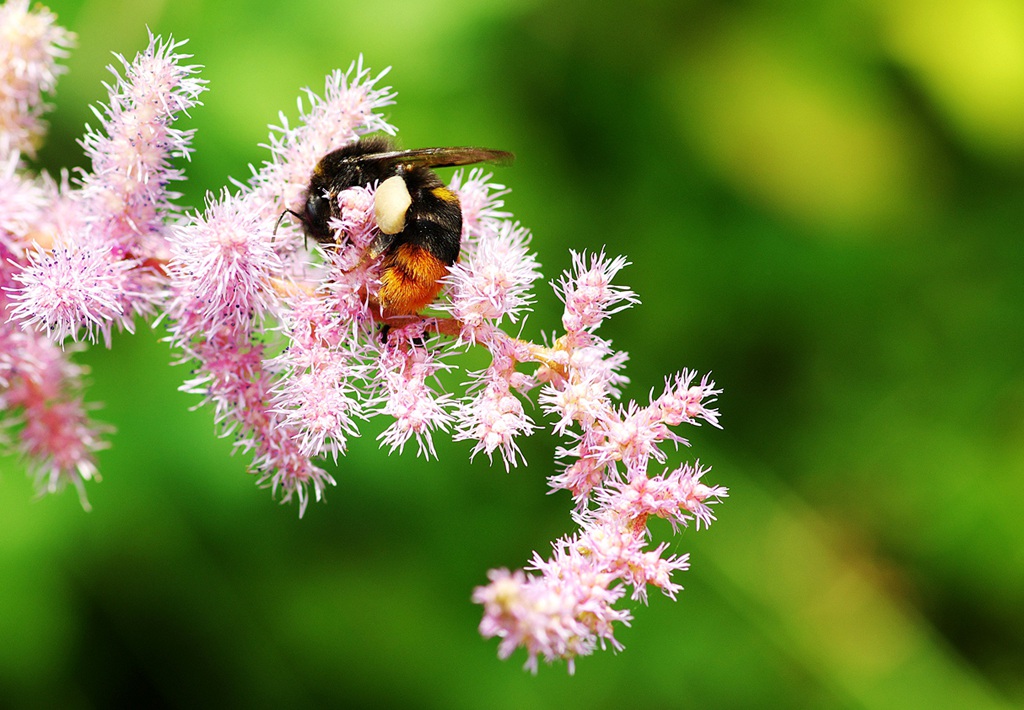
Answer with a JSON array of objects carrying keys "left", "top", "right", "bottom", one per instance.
[{"left": 290, "top": 135, "right": 513, "bottom": 317}]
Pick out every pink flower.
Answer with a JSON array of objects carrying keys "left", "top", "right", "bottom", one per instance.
[
  {"left": 268, "top": 296, "right": 372, "bottom": 465},
  {"left": 272, "top": 349, "right": 366, "bottom": 461},
  {"left": 656, "top": 369, "right": 722, "bottom": 429},
  {"left": 554, "top": 249, "right": 639, "bottom": 344},
  {"left": 450, "top": 167, "right": 511, "bottom": 240},
  {"left": 0, "top": 325, "right": 109, "bottom": 507},
  {"left": 19, "top": 394, "right": 107, "bottom": 509},
  {"left": 375, "top": 329, "right": 456, "bottom": 458},
  {"left": 76, "top": 32, "right": 205, "bottom": 242},
  {"left": 550, "top": 430, "right": 609, "bottom": 501},
  {"left": 167, "top": 191, "right": 282, "bottom": 331},
  {"left": 538, "top": 339, "right": 629, "bottom": 434},
  {"left": 164, "top": 58, "right": 397, "bottom": 513},
  {"left": 250, "top": 429, "right": 336, "bottom": 516},
  {"left": 333, "top": 186, "right": 378, "bottom": 254},
  {"left": 474, "top": 469, "right": 718, "bottom": 671},
  {"left": 455, "top": 344, "right": 537, "bottom": 470},
  {"left": 473, "top": 564, "right": 630, "bottom": 675},
  {"left": 597, "top": 461, "right": 728, "bottom": 532},
  {"left": 455, "top": 377, "right": 536, "bottom": 470},
  {"left": 0, "top": 0, "right": 74, "bottom": 157},
  {"left": 9, "top": 239, "right": 140, "bottom": 346},
  {"left": 177, "top": 325, "right": 337, "bottom": 517},
  {"left": 444, "top": 220, "right": 541, "bottom": 336}
]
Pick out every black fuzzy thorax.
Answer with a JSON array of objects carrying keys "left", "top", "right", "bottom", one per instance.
[{"left": 306, "top": 136, "right": 462, "bottom": 264}]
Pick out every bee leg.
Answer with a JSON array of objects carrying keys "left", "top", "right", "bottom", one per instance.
[
  {"left": 376, "top": 319, "right": 432, "bottom": 349},
  {"left": 367, "top": 232, "right": 396, "bottom": 261}
]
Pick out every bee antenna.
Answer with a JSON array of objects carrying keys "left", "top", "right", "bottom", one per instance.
[
  {"left": 273, "top": 208, "right": 305, "bottom": 247},
  {"left": 274, "top": 208, "right": 303, "bottom": 234}
]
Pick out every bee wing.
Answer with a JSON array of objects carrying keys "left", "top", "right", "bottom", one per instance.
[{"left": 352, "top": 146, "right": 514, "bottom": 170}]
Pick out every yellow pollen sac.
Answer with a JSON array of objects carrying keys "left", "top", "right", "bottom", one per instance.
[
  {"left": 375, "top": 175, "right": 412, "bottom": 234},
  {"left": 431, "top": 186, "right": 459, "bottom": 203}
]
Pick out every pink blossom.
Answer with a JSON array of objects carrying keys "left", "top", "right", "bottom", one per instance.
[
  {"left": 268, "top": 296, "right": 370, "bottom": 462},
  {"left": 375, "top": 329, "right": 456, "bottom": 458},
  {"left": 0, "top": 0, "right": 74, "bottom": 157},
  {"left": 473, "top": 563, "right": 630, "bottom": 674},
  {"left": 454, "top": 346, "right": 537, "bottom": 470},
  {"left": 250, "top": 428, "right": 336, "bottom": 516},
  {"left": 444, "top": 220, "right": 540, "bottom": 336},
  {"left": 0, "top": 326, "right": 108, "bottom": 507},
  {"left": 538, "top": 340, "right": 629, "bottom": 434},
  {"left": 167, "top": 191, "right": 282, "bottom": 331},
  {"left": 550, "top": 430, "right": 609, "bottom": 501},
  {"left": 177, "top": 325, "right": 336, "bottom": 516},
  {"left": 163, "top": 58, "right": 397, "bottom": 513},
  {"left": 333, "top": 186, "right": 378, "bottom": 253},
  {"left": 8, "top": 238, "right": 140, "bottom": 346},
  {"left": 474, "top": 475, "right": 716, "bottom": 671},
  {"left": 19, "top": 394, "right": 107, "bottom": 509},
  {"left": 555, "top": 249, "right": 639, "bottom": 346},
  {"left": 272, "top": 349, "right": 366, "bottom": 461},
  {"left": 450, "top": 167, "right": 511, "bottom": 241},
  {"left": 76, "top": 32, "right": 205, "bottom": 242},
  {"left": 656, "top": 369, "right": 722, "bottom": 429},
  {"left": 0, "top": 2, "right": 114, "bottom": 502},
  {"left": 596, "top": 462, "right": 728, "bottom": 532},
  {"left": 455, "top": 377, "right": 535, "bottom": 470},
  {"left": 597, "top": 401, "right": 671, "bottom": 476}
]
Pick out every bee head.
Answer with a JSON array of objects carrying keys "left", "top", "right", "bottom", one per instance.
[
  {"left": 274, "top": 190, "right": 335, "bottom": 246},
  {"left": 301, "top": 190, "right": 335, "bottom": 243}
]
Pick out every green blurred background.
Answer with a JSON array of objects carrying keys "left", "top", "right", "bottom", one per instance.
[{"left": 2, "top": 0, "right": 1023, "bottom": 707}]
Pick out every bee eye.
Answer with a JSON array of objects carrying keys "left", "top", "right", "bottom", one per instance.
[{"left": 305, "top": 193, "right": 329, "bottom": 225}]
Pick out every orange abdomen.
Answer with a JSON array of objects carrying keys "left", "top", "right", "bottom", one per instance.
[{"left": 378, "top": 242, "right": 452, "bottom": 316}]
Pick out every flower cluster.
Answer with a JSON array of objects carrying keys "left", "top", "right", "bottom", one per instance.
[
  {"left": 474, "top": 464, "right": 720, "bottom": 673},
  {"left": 1, "top": 0, "right": 206, "bottom": 505},
  {"left": 1, "top": 2, "right": 729, "bottom": 671}
]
